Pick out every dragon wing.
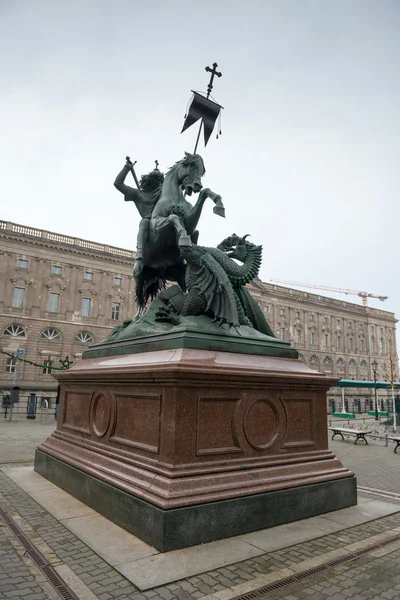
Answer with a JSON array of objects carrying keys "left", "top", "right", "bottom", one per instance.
[{"left": 196, "top": 253, "right": 240, "bottom": 327}]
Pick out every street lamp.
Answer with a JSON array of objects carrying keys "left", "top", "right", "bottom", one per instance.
[{"left": 372, "top": 359, "right": 378, "bottom": 421}]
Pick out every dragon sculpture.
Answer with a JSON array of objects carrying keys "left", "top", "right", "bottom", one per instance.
[{"left": 155, "top": 234, "right": 275, "bottom": 337}]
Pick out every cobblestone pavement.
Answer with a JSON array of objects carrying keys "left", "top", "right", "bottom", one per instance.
[
  {"left": 330, "top": 439, "right": 400, "bottom": 496},
  {"left": 1, "top": 420, "right": 400, "bottom": 599},
  {"left": 0, "top": 420, "right": 56, "bottom": 465}
]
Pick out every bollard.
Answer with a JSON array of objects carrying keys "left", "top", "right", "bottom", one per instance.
[
  {"left": 40, "top": 399, "right": 49, "bottom": 423},
  {"left": 385, "top": 433, "right": 388, "bottom": 447},
  {"left": 27, "top": 393, "right": 37, "bottom": 420}
]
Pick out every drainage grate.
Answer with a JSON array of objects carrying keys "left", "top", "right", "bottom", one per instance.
[
  {"left": 42, "top": 565, "right": 81, "bottom": 600},
  {"left": 0, "top": 505, "right": 80, "bottom": 600},
  {"left": 230, "top": 533, "right": 400, "bottom": 600}
]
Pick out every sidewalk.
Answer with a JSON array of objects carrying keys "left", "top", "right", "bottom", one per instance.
[{"left": 1, "top": 421, "right": 400, "bottom": 599}]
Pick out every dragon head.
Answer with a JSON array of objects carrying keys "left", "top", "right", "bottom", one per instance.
[{"left": 217, "top": 234, "right": 253, "bottom": 262}]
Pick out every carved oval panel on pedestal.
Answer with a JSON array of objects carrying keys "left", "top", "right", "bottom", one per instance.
[
  {"left": 243, "top": 398, "right": 279, "bottom": 450},
  {"left": 89, "top": 391, "right": 114, "bottom": 439}
]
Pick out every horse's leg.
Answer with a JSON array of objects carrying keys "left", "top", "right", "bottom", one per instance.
[{"left": 168, "top": 214, "right": 192, "bottom": 247}]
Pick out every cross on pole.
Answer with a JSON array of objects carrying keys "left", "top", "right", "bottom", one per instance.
[
  {"left": 192, "top": 62, "right": 223, "bottom": 153},
  {"left": 205, "top": 62, "right": 222, "bottom": 98},
  {"left": 154, "top": 159, "right": 159, "bottom": 170}
]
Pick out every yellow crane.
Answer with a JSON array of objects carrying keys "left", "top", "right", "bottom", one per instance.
[{"left": 270, "top": 279, "right": 389, "bottom": 307}]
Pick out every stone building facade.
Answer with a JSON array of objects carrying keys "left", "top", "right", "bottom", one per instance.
[
  {"left": 0, "top": 221, "right": 135, "bottom": 395},
  {"left": 0, "top": 220, "right": 398, "bottom": 412},
  {"left": 248, "top": 280, "right": 398, "bottom": 413}
]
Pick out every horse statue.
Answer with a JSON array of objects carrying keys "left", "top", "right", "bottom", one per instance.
[{"left": 114, "top": 152, "right": 225, "bottom": 315}]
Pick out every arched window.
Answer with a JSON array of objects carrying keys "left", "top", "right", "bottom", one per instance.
[
  {"left": 310, "top": 355, "right": 319, "bottom": 364},
  {"left": 360, "top": 360, "right": 367, "bottom": 367},
  {"left": 349, "top": 359, "right": 356, "bottom": 367},
  {"left": 75, "top": 332, "right": 94, "bottom": 344},
  {"left": 3, "top": 324, "right": 26, "bottom": 337},
  {"left": 40, "top": 328, "right": 61, "bottom": 341},
  {"left": 336, "top": 358, "right": 344, "bottom": 366},
  {"left": 298, "top": 353, "right": 304, "bottom": 361},
  {"left": 323, "top": 356, "right": 332, "bottom": 364},
  {"left": 380, "top": 337, "right": 384, "bottom": 353}
]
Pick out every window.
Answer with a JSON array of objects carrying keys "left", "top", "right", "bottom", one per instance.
[
  {"left": 51, "top": 265, "right": 63, "bottom": 275},
  {"left": 336, "top": 319, "right": 340, "bottom": 325},
  {"left": 75, "top": 331, "right": 94, "bottom": 343},
  {"left": 349, "top": 337, "right": 353, "bottom": 351},
  {"left": 360, "top": 339, "right": 364, "bottom": 352},
  {"left": 360, "top": 360, "right": 367, "bottom": 367},
  {"left": 17, "top": 259, "right": 28, "bottom": 269},
  {"left": 294, "top": 329, "right": 300, "bottom": 343},
  {"left": 81, "top": 297, "right": 91, "bottom": 317},
  {"left": 349, "top": 359, "right": 356, "bottom": 367},
  {"left": 323, "top": 317, "right": 328, "bottom": 323},
  {"left": 280, "top": 308, "right": 285, "bottom": 316},
  {"left": 337, "top": 358, "right": 344, "bottom": 366},
  {"left": 280, "top": 327, "right": 285, "bottom": 341},
  {"left": 348, "top": 321, "right": 352, "bottom": 328},
  {"left": 336, "top": 335, "right": 341, "bottom": 349},
  {"left": 310, "top": 355, "right": 318, "bottom": 364},
  {"left": 295, "top": 311, "right": 301, "bottom": 318},
  {"left": 42, "top": 360, "right": 53, "bottom": 375},
  {"left": 6, "top": 357, "right": 17, "bottom": 373},
  {"left": 263, "top": 305, "right": 269, "bottom": 313},
  {"left": 112, "top": 302, "right": 121, "bottom": 321},
  {"left": 380, "top": 337, "right": 384, "bottom": 353},
  {"left": 48, "top": 292, "right": 59, "bottom": 313},
  {"left": 310, "top": 331, "right": 315, "bottom": 345},
  {"left": 4, "top": 324, "right": 26, "bottom": 337},
  {"left": 113, "top": 277, "right": 122, "bottom": 286},
  {"left": 371, "top": 337, "right": 375, "bottom": 353},
  {"left": 298, "top": 353, "right": 304, "bottom": 361},
  {"left": 40, "top": 328, "right": 61, "bottom": 341},
  {"left": 324, "top": 334, "right": 329, "bottom": 348},
  {"left": 309, "top": 314, "right": 315, "bottom": 322},
  {"left": 84, "top": 271, "right": 93, "bottom": 281},
  {"left": 323, "top": 356, "right": 332, "bottom": 364},
  {"left": 12, "top": 287, "right": 25, "bottom": 308}
]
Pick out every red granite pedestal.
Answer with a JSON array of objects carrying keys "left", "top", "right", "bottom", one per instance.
[{"left": 35, "top": 349, "right": 356, "bottom": 551}]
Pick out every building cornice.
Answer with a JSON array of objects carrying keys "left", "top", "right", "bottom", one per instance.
[
  {"left": 0, "top": 312, "right": 113, "bottom": 331},
  {"left": 248, "top": 282, "right": 396, "bottom": 323},
  {"left": 0, "top": 221, "right": 135, "bottom": 266}
]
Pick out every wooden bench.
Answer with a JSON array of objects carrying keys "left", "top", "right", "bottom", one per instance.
[
  {"left": 328, "top": 426, "right": 371, "bottom": 445},
  {"left": 388, "top": 436, "right": 400, "bottom": 454}
]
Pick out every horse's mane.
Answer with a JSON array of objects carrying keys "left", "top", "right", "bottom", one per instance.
[{"left": 167, "top": 153, "right": 206, "bottom": 176}]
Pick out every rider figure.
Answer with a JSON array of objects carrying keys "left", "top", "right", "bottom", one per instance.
[{"left": 114, "top": 158, "right": 164, "bottom": 276}]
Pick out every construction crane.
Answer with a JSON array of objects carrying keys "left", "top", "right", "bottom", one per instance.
[{"left": 270, "top": 279, "right": 389, "bottom": 307}]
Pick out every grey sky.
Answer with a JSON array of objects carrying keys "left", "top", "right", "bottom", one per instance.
[{"left": 1, "top": 0, "right": 399, "bottom": 316}]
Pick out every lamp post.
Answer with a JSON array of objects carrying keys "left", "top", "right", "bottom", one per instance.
[
  {"left": 372, "top": 359, "right": 378, "bottom": 421},
  {"left": 389, "top": 357, "right": 397, "bottom": 433}
]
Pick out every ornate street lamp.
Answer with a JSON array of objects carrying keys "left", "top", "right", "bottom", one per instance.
[{"left": 372, "top": 360, "right": 378, "bottom": 421}]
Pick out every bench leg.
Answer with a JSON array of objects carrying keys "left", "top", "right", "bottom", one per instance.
[
  {"left": 355, "top": 435, "right": 368, "bottom": 445},
  {"left": 395, "top": 442, "right": 400, "bottom": 454},
  {"left": 332, "top": 432, "right": 344, "bottom": 441}
]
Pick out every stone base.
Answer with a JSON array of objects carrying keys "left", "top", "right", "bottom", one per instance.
[
  {"left": 35, "top": 347, "right": 356, "bottom": 550},
  {"left": 35, "top": 449, "right": 357, "bottom": 552}
]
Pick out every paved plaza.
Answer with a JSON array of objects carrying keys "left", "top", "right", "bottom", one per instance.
[{"left": 0, "top": 420, "right": 400, "bottom": 599}]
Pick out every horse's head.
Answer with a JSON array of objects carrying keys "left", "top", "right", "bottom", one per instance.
[{"left": 175, "top": 152, "right": 205, "bottom": 196}]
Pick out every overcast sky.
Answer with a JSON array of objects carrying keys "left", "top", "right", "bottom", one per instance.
[{"left": 1, "top": 0, "right": 399, "bottom": 318}]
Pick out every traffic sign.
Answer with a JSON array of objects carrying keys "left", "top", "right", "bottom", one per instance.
[{"left": 16, "top": 349, "right": 25, "bottom": 356}]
